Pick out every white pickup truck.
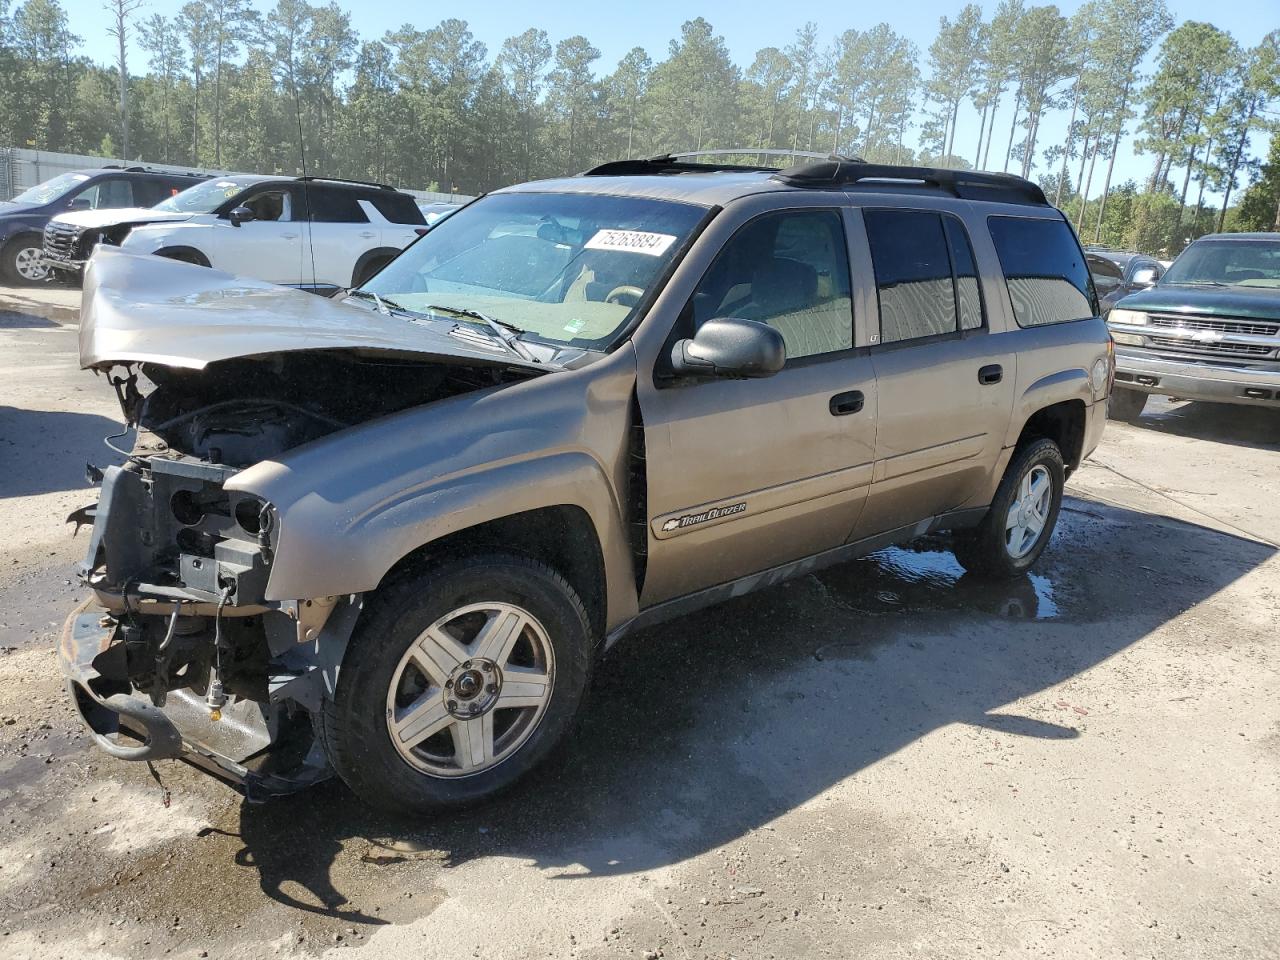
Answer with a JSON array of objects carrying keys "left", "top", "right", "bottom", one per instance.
[{"left": 42, "top": 175, "right": 427, "bottom": 292}]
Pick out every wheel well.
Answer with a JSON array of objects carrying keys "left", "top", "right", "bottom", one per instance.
[
  {"left": 378, "top": 506, "right": 607, "bottom": 638},
  {"left": 351, "top": 247, "right": 399, "bottom": 287},
  {"left": 153, "top": 246, "right": 211, "bottom": 267},
  {"left": 1016, "top": 400, "right": 1086, "bottom": 473}
]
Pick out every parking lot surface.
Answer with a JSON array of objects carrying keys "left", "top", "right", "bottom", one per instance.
[{"left": 0, "top": 284, "right": 1277, "bottom": 959}]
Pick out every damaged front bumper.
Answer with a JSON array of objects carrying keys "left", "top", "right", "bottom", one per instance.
[
  {"left": 59, "top": 451, "right": 363, "bottom": 799},
  {"left": 59, "top": 602, "right": 344, "bottom": 798}
]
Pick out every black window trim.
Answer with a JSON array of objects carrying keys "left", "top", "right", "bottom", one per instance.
[
  {"left": 674, "top": 204, "right": 860, "bottom": 372},
  {"left": 862, "top": 206, "right": 989, "bottom": 354}
]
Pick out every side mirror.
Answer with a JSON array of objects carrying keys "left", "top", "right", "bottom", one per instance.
[
  {"left": 228, "top": 205, "right": 256, "bottom": 227},
  {"left": 68, "top": 198, "right": 91, "bottom": 211},
  {"left": 669, "top": 317, "right": 786, "bottom": 380},
  {"left": 1130, "top": 267, "right": 1158, "bottom": 290}
]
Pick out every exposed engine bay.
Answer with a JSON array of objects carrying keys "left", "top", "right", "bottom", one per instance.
[{"left": 66, "top": 347, "right": 534, "bottom": 795}]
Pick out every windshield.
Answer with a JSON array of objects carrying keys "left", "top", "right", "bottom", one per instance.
[
  {"left": 361, "top": 192, "right": 707, "bottom": 347},
  {"left": 153, "top": 177, "right": 259, "bottom": 213},
  {"left": 10, "top": 172, "right": 91, "bottom": 205},
  {"left": 1162, "top": 238, "right": 1280, "bottom": 288}
]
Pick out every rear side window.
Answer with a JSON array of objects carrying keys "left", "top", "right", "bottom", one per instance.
[
  {"left": 366, "top": 192, "right": 426, "bottom": 225},
  {"left": 865, "top": 210, "right": 984, "bottom": 343},
  {"left": 306, "top": 186, "right": 369, "bottom": 223},
  {"left": 988, "top": 216, "right": 1095, "bottom": 327}
]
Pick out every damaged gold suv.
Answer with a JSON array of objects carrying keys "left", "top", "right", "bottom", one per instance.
[{"left": 61, "top": 153, "right": 1113, "bottom": 812}]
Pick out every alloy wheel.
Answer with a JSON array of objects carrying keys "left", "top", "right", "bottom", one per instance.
[
  {"left": 385, "top": 601, "right": 555, "bottom": 778},
  {"left": 1004, "top": 464, "right": 1052, "bottom": 559}
]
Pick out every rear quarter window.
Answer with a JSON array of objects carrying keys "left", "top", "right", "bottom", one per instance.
[
  {"left": 366, "top": 192, "right": 426, "bottom": 225},
  {"left": 988, "top": 216, "right": 1096, "bottom": 327}
]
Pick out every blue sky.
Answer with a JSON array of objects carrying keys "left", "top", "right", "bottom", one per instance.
[{"left": 56, "top": 0, "right": 1276, "bottom": 200}]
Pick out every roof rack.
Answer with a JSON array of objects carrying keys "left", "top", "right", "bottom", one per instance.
[
  {"left": 584, "top": 149, "right": 866, "bottom": 178},
  {"left": 100, "top": 164, "right": 211, "bottom": 177},
  {"left": 297, "top": 175, "right": 397, "bottom": 192},
  {"left": 772, "top": 159, "right": 1048, "bottom": 206}
]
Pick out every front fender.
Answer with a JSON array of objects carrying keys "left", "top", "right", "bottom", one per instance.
[{"left": 228, "top": 348, "right": 641, "bottom": 629}]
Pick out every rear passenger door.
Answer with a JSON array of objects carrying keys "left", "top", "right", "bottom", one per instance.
[
  {"left": 637, "top": 205, "right": 878, "bottom": 606},
  {"left": 301, "top": 185, "right": 373, "bottom": 290},
  {"left": 853, "top": 208, "right": 1014, "bottom": 539}
]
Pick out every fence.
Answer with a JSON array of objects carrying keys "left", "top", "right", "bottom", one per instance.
[{"left": 0, "top": 147, "right": 471, "bottom": 204}]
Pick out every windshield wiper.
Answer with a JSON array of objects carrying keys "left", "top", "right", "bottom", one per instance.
[
  {"left": 1174, "top": 279, "right": 1228, "bottom": 287},
  {"left": 345, "top": 288, "right": 415, "bottom": 316},
  {"left": 425, "top": 303, "right": 540, "bottom": 364}
]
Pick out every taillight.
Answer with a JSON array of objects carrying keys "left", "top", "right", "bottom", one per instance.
[{"left": 1106, "top": 337, "right": 1116, "bottom": 393}]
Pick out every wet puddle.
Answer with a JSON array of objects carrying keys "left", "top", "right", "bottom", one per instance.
[{"left": 814, "top": 541, "right": 1062, "bottom": 621}]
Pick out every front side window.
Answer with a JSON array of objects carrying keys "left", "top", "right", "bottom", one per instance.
[
  {"left": 362, "top": 191, "right": 707, "bottom": 348},
  {"left": 67, "top": 178, "right": 134, "bottom": 211},
  {"left": 688, "top": 209, "right": 853, "bottom": 360},
  {"left": 241, "top": 189, "right": 294, "bottom": 222},
  {"left": 988, "top": 216, "right": 1095, "bottom": 326},
  {"left": 1162, "top": 238, "right": 1280, "bottom": 288}
]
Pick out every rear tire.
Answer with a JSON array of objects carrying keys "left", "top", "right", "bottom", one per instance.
[
  {"left": 1107, "top": 387, "right": 1147, "bottom": 422},
  {"left": 952, "top": 438, "right": 1064, "bottom": 580},
  {"left": 323, "top": 553, "right": 593, "bottom": 815},
  {"left": 1, "top": 234, "right": 49, "bottom": 285}
]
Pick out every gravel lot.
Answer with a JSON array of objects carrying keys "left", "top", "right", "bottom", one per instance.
[{"left": 1, "top": 282, "right": 1277, "bottom": 960}]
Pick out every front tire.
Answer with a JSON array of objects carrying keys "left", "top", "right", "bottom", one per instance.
[
  {"left": 953, "top": 438, "right": 1065, "bottom": 579},
  {"left": 1107, "top": 387, "right": 1147, "bottom": 422},
  {"left": 323, "top": 553, "right": 593, "bottom": 814},
  {"left": 1, "top": 234, "right": 49, "bottom": 284}
]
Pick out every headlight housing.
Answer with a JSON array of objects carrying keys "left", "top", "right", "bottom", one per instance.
[{"left": 1108, "top": 308, "right": 1148, "bottom": 327}]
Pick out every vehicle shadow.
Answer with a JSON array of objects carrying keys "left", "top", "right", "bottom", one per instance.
[
  {"left": 0, "top": 308, "right": 59, "bottom": 328},
  {"left": 1133, "top": 397, "right": 1280, "bottom": 451},
  {"left": 225, "top": 496, "right": 1273, "bottom": 920},
  {"left": 0, "top": 407, "right": 123, "bottom": 499}
]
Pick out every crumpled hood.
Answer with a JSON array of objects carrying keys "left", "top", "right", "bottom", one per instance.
[
  {"left": 79, "top": 247, "right": 552, "bottom": 373},
  {"left": 53, "top": 206, "right": 194, "bottom": 230}
]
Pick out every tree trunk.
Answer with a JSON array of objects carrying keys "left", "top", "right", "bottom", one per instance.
[
  {"left": 982, "top": 93, "right": 1000, "bottom": 169},
  {"left": 117, "top": 28, "right": 130, "bottom": 157},
  {"left": 975, "top": 101, "right": 989, "bottom": 170},
  {"left": 1216, "top": 102, "right": 1257, "bottom": 232},
  {"left": 1079, "top": 144, "right": 1098, "bottom": 233},
  {"left": 1002, "top": 91, "right": 1021, "bottom": 173},
  {"left": 214, "top": 51, "right": 222, "bottom": 167},
  {"left": 1094, "top": 126, "right": 1123, "bottom": 243},
  {"left": 1056, "top": 77, "right": 1081, "bottom": 207}
]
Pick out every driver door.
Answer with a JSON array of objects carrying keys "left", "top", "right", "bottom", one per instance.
[
  {"left": 214, "top": 185, "right": 305, "bottom": 284},
  {"left": 635, "top": 206, "right": 878, "bottom": 606}
]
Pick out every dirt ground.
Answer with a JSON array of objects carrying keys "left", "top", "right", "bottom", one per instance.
[{"left": 0, "top": 282, "right": 1277, "bottom": 960}]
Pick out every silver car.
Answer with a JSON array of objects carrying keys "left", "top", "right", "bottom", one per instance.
[{"left": 61, "top": 154, "right": 1112, "bottom": 812}]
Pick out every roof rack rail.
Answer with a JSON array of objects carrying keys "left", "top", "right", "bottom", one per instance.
[
  {"left": 583, "top": 149, "right": 866, "bottom": 178},
  {"left": 772, "top": 159, "right": 1048, "bottom": 206},
  {"left": 297, "top": 175, "right": 397, "bottom": 192},
  {"left": 100, "top": 164, "right": 211, "bottom": 177}
]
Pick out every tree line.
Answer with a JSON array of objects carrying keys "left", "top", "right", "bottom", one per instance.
[{"left": 0, "top": 0, "right": 1277, "bottom": 256}]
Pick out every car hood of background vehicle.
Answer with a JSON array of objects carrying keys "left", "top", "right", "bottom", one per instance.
[
  {"left": 1118, "top": 283, "right": 1280, "bottom": 321},
  {"left": 80, "top": 247, "right": 553, "bottom": 373},
  {"left": 54, "top": 206, "right": 195, "bottom": 230}
]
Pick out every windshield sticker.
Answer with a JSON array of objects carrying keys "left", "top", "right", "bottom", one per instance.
[
  {"left": 585, "top": 229, "right": 677, "bottom": 257},
  {"left": 563, "top": 318, "right": 587, "bottom": 334}
]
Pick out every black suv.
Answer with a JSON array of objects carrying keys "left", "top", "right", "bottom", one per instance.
[{"left": 0, "top": 167, "right": 207, "bottom": 284}]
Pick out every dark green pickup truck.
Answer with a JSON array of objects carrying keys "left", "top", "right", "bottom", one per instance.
[{"left": 1106, "top": 232, "right": 1280, "bottom": 420}]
